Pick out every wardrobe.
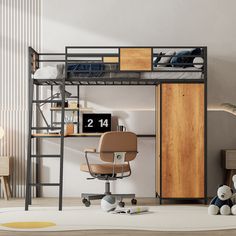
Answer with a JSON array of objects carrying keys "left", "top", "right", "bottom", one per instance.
[{"left": 156, "top": 83, "right": 205, "bottom": 202}]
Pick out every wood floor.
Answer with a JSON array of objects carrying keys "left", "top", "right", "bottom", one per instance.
[{"left": 0, "top": 198, "right": 235, "bottom": 236}]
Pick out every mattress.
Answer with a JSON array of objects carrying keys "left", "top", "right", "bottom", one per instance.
[
  {"left": 33, "top": 64, "right": 203, "bottom": 80},
  {"left": 140, "top": 67, "right": 202, "bottom": 80},
  {"left": 67, "top": 63, "right": 202, "bottom": 80}
]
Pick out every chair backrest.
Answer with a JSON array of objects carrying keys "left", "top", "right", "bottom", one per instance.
[{"left": 98, "top": 131, "right": 137, "bottom": 163}]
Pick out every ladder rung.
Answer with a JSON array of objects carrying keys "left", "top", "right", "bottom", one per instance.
[
  {"left": 31, "top": 135, "right": 62, "bottom": 138},
  {"left": 32, "top": 100, "right": 63, "bottom": 103},
  {"left": 31, "top": 155, "right": 61, "bottom": 158},
  {"left": 32, "top": 127, "right": 62, "bottom": 130},
  {"left": 52, "top": 121, "right": 77, "bottom": 124},
  {"left": 29, "top": 183, "right": 60, "bottom": 186}
]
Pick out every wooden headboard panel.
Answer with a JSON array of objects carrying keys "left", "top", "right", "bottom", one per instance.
[{"left": 29, "top": 47, "right": 39, "bottom": 74}]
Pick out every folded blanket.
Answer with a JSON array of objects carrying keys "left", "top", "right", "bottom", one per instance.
[{"left": 67, "top": 62, "right": 105, "bottom": 77}]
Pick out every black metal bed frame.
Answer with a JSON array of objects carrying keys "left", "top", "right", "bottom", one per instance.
[{"left": 25, "top": 46, "right": 207, "bottom": 211}]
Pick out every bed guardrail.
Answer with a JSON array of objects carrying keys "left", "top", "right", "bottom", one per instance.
[{"left": 29, "top": 46, "right": 207, "bottom": 85}]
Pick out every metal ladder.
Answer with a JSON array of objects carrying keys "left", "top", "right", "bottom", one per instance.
[{"left": 25, "top": 48, "right": 66, "bottom": 210}]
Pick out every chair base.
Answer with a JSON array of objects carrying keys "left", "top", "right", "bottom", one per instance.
[
  {"left": 81, "top": 181, "right": 136, "bottom": 207},
  {"left": 81, "top": 193, "right": 135, "bottom": 201}
]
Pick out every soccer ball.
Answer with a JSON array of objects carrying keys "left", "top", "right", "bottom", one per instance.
[{"left": 101, "top": 195, "right": 117, "bottom": 212}]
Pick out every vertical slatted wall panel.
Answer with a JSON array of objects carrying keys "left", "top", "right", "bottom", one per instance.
[{"left": 0, "top": 0, "right": 41, "bottom": 198}]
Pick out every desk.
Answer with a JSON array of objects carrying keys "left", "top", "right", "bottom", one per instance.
[{"left": 32, "top": 133, "right": 156, "bottom": 138}]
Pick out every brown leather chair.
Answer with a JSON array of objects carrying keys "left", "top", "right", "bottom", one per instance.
[{"left": 80, "top": 131, "right": 138, "bottom": 207}]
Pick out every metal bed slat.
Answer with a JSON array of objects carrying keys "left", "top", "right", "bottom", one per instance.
[
  {"left": 33, "top": 78, "right": 205, "bottom": 86},
  {"left": 66, "top": 46, "right": 205, "bottom": 49},
  {"left": 67, "top": 53, "right": 118, "bottom": 57},
  {"left": 156, "top": 63, "right": 203, "bottom": 66},
  {"left": 38, "top": 60, "right": 66, "bottom": 62},
  {"left": 68, "top": 69, "right": 201, "bottom": 73},
  {"left": 36, "top": 52, "right": 62, "bottom": 57},
  {"left": 153, "top": 54, "right": 204, "bottom": 58}
]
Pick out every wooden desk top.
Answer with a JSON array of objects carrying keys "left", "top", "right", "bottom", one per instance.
[
  {"left": 32, "top": 133, "right": 156, "bottom": 138},
  {"left": 32, "top": 133, "right": 103, "bottom": 138}
]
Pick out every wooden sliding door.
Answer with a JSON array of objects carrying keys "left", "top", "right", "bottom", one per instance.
[{"left": 157, "top": 83, "right": 205, "bottom": 199}]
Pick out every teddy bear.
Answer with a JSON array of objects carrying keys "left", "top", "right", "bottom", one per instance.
[
  {"left": 230, "top": 175, "right": 236, "bottom": 215},
  {"left": 208, "top": 184, "right": 233, "bottom": 215}
]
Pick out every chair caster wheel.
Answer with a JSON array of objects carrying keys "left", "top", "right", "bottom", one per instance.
[
  {"left": 83, "top": 199, "right": 91, "bottom": 207},
  {"left": 82, "top": 198, "right": 87, "bottom": 204},
  {"left": 119, "top": 201, "right": 125, "bottom": 208},
  {"left": 131, "top": 198, "right": 137, "bottom": 205},
  {"left": 85, "top": 200, "right": 91, "bottom": 207}
]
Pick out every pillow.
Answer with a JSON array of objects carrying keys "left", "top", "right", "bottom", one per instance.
[
  {"left": 158, "top": 51, "right": 176, "bottom": 67},
  {"left": 193, "top": 57, "right": 204, "bottom": 68},
  {"left": 171, "top": 48, "right": 202, "bottom": 68},
  {"left": 33, "top": 64, "right": 65, "bottom": 79},
  {"left": 170, "top": 50, "right": 192, "bottom": 67},
  {"left": 33, "top": 66, "right": 58, "bottom": 79},
  {"left": 191, "top": 47, "right": 201, "bottom": 56}
]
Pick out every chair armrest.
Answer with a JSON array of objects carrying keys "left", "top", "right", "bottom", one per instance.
[
  {"left": 83, "top": 148, "right": 99, "bottom": 178},
  {"left": 84, "top": 148, "right": 97, "bottom": 153}
]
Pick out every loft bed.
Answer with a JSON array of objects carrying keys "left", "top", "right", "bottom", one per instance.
[
  {"left": 26, "top": 46, "right": 207, "bottom": 211},
  {"left": 28, "top": 46, "right": 207, "bottom": 138},
  {"left": 30, "top": 46, "right": 207, "bottom": 85}
]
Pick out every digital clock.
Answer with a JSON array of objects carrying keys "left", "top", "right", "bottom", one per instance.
[{"left": 82, "top": 113, "right": 112, "bottom": 133}]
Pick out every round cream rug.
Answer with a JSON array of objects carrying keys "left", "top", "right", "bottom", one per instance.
[{"left": 0, "top": 205, "right": 236, "bottom": 232}]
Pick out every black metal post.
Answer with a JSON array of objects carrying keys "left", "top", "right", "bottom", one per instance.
[
  {"left": 51, "top": 85, "right": 53, "bottom": 127},
  {"left": 35, "top": 84, "right": 41, "bottom": 197},
  {"left": 159, "top": 83, "right": 162, "bottom": 205},
  {"left": 204, "top": 47, "right": 208, "bottom": 204},
  {"left": 58, "top": 49, "right": 67, "bottom": 211},
  {"left": 77, "top": 85, "right": 80, "bottom": 133},
  {"left": 25, "top": 47, "right": 34, "bottom": 210}
]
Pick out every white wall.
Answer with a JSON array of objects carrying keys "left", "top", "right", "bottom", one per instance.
[
  {"left": 41, "top": 0, "right": 236, "bottom": 197},
  {"left": 0, "top": 0, "right": 41, "bottom": 198}
]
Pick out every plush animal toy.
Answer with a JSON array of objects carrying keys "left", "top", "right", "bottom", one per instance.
[
  {"left": 231, "top": 175, "right": 236, "bottom": 215},
  {"left": 208, "top": 185, "right": 233, "bottom": 215}
]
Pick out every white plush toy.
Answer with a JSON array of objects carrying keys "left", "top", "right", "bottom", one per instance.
[
  {"left": 231, "top": 175, "right": 236, "bottom": 215},
  {"left": 208, "top": 185, "right": 233, "bottom": 215}
]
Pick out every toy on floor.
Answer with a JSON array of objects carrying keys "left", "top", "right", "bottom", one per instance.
[
  {"left": 230, "top": 175, "right": 236, "bottom": 215},
  {"left": 101, "top": 195, "right": 117, "bottom": 212},
  {"left": 208, "top": 184, "right": 233, "bottom": 215},
  {"left": 113, "top": 206, "right": 149, "bottom": 214}
]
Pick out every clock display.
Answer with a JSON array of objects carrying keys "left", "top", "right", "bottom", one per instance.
[{"left": 82, "top": 113, "right": 111, "bottom": 133}]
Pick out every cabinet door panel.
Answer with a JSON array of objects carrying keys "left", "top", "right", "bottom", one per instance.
[{"left": 162, "top": 84, "right": 204, "bottom": 198}]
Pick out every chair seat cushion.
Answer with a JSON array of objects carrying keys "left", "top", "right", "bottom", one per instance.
[{"left": 80, "top": 163, "right": 130, "bottom": 174}]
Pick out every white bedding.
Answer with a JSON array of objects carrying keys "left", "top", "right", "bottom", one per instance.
[
  {"left": 33, "top": 64, "right": 65, "bottom": 79},
  {"left": 141, "top": 67, "right": 202, "bottom": 79}
]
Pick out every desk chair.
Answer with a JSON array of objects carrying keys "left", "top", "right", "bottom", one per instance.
[{"left": 80, "top": 131, "right": 138, "bottom": 207}]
